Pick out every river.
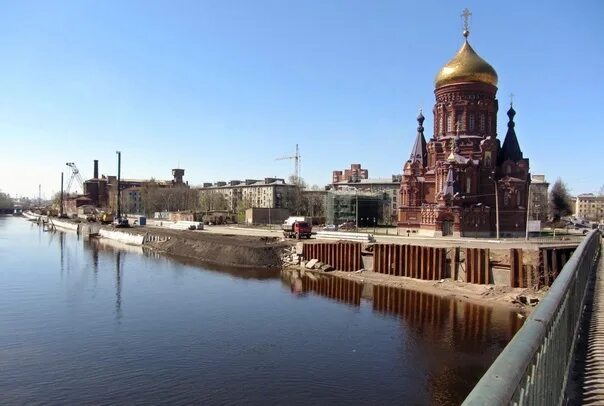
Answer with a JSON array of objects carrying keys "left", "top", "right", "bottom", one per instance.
[{"left": 0, "top": 216, "right": 523, "bottom": 405}]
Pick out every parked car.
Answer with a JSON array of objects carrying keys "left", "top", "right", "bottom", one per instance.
[
  {"left": 113, "top": 217, "right": 130, "bottom": 228},
  {"left": 322, "top": 224, "right": 338, "bottom": 231},
  {"left": 338, "top": 221, "right": 356, "bottom": 231}
]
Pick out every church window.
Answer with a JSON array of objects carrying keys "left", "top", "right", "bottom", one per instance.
[
  {"left": 516, "top": 192, "right": 521, "bottom": 206},
  {"left": 447, "top": 113, "right": 454, "bottom": 132},
  {"left": 485, "top": 151, "right": 492, "bottom": 167},
  {"left": 488, "top": 116, "right": 492, "bottom": 133},
  {"left": 503, "top": 191, "right": 510, "bottom": 206},
  {"left": 480, "top": 113, "right": 486, "bottom": 131},
  {"left": 466, "top": 176, "right": 471, "bottom": 194},
  {"left": 506, "top": 165, "right": 512, "bottom": 175},
  {"left": 469, "top": 114, "right": 475, "bottom": 131},
  {"left": 456, "top": 113, "right": 463, "bottom": 131},
  {"left": 439, "top": 116, "right": 444, "bottom": 134}
]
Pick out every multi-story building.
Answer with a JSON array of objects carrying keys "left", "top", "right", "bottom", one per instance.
[
  {"left": 197, "top": 178, "right": 297, "bottom": 213},
  {"left": 574, "top": 193, "right": 604, "bottom": 221},
  {"left": 398, "top": 16, "right": 530, "bottom": 237},
  {"left": 332, "top": 164, "right": 369, "bottom": 184},
  {"left": 529, "top": 175, "right": 549, "bottom": 222},
  {"left": 331, "top": 175, "right": 401, "bottom": 224}
]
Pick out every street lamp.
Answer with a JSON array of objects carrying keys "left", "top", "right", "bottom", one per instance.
[
  {"left": 116, "top": 151, "right": 121, "bottom": 219},
  {"left": 489, "top": 172, "right": 500, "bottom": 240},
  {"left": 525, "top": 183, "right": 531, "bottom": 240}
]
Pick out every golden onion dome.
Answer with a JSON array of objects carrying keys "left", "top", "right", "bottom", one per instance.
[{"left": 434, "top": 39, "right": 498, "bottom": 88}]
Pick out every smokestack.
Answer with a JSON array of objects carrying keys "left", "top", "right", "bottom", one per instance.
[{"left": 93, "top": 160, "right": 98, "bottom": 179}]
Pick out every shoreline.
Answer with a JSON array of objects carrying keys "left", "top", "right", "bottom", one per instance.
[
  {"left": 23, "top": 217, "right": 547, "bottom": 310},
  {"left": 286, "top": 266, "right": 542, "bottom": 314}
]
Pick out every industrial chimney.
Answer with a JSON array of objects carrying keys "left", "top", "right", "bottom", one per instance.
[{"left": 93, "top": 160, "right": 99, "bottom": 179}]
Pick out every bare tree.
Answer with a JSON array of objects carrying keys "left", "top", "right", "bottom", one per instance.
[
  {"left": 199, "top": 191, "right": 228, "bottom": 212},
  {"left": 0, "top": 190, "right": 13, "bottom": 209},
  {"left": 140, "top": 182, "right": 199, "bottom": 217},
  {"left": 549, "top": 178, "right": 572, "bottom": 222}
]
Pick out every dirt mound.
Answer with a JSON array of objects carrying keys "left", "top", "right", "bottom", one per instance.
[{"left": 135, "top": 229, "right": 290, "bottom": 268}]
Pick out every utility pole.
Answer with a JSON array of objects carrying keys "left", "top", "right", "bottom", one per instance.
[
  {"left": 60, "top": 172, "right": 64, "bottom": 217},
  {"left": 116, "top": 151, "right": 121, "bottom": 219},
  {"left": 355, "top": 189, "right": 359, "bottom": 233},
  {"left": 525, "top": 183, "right": 531, "bottom": 240},
  {"left": 490, "top": 173, "right": 500, "bottom": 240}
]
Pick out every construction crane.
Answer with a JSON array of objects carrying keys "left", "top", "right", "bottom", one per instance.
[
  {"left": 65, "top": 162, "right": 85, "bottom": 195},
  {"left": 275, "top": 144, "right": 301, "bottom": 185}
]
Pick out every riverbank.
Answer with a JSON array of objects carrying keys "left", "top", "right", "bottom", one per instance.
[
  {"left": 21, "top": 217, "right": 292, "bottom": 269},
  {"left": 284, "top": 266, "right": 545, "bottom": 314},
  {"left": 102, "top": 226, "right": 292, "bottom": 269}
]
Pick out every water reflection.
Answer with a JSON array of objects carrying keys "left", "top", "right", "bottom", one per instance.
[
  {"left": 283, "top": 270, "right": 363, "bottom": 305},
  {"left": 1, "top": 218, "right": 526, "bottom": 405},
  {"left": 283, "top": 271, "right": 524, "bottom": 405}
]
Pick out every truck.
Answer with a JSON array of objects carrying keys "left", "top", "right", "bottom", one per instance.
[
  {"left": 282, "top": 216, "right": 312, "bottom": 239},
  {"left": 98, "top": 212, "right": 114, "bottom": 224}
]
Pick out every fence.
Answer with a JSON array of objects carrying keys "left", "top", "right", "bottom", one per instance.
[
  {"left": 301, "top": 242, "right": 363, "bottom": 272},
  {"left": 373, "top": 244, "right": 447, "bottom": 280},
  {"left": 463, "top": 230, "right": 601, "bottom": 405}
]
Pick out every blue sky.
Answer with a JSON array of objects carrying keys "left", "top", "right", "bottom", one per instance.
[{"left": 0, "top": 0, "right": 602, "bottom": 198}]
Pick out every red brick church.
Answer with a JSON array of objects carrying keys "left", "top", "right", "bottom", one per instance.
[{"left": 398, "top": 13, "right": 529, "bottom": 237}]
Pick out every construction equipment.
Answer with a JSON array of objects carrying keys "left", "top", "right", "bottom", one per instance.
[
  {"left": 98, "top": 211, "right": 114, "bottom": 224},
  {"left": 65, "top": 162, "right": 85, "bottom": 195},
  {"left": 276, "top": 144, "right": 301, "bottom": 185},
  {"left": 282, "top": 216, "right": 312, "bottom": 239}
]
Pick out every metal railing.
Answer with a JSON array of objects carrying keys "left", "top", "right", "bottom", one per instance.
[{"left": 463, "top": 230, "right": 601, "bottom": 405}]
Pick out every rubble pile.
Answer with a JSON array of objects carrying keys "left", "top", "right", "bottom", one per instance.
[{"left": 280, "top": 242, "right": 335, "bottom": 272}]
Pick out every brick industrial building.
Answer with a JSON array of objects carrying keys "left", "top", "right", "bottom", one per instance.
[{"left": 83, "top": 159, "right": 187, "bottom": 213}]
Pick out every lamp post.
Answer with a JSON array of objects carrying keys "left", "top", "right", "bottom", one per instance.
[
  {"left": 490, "top": 173, "right": 500, "bottom": 240},
  {"left": 525, "top": 183, "right": 531, "bottom": 240},
  {"left": 60, "top": 172, "right": 64, "bottom": 218},
  {"left": 355, "top": 188, "right": 359, "bottom": 233},
  {"left": 116, "top": 151, "right": 121, "bottom": 219}
]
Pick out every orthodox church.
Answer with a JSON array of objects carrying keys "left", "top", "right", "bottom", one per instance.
[{"left": 397, "top": 12, "right": 529, "bottom": 237}]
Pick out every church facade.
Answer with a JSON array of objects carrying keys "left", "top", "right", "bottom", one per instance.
[{"left": 397, "top": 20, "right": 529, "bottom": 237}]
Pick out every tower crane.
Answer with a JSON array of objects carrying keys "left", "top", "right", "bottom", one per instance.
[
  {"left": 275, "top": 144, "right": 301, "bottom": 185},
  {"left": 65, "top": 162, "right": 85, "bottom": 195}
]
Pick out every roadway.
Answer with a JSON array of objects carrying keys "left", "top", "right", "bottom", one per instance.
[{"left": 196, "top": 224, "right": 582, "bottom": 249}]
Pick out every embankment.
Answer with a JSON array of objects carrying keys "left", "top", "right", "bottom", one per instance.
[{"left": 101, "top": 227, "right": 290, "bottom": 269}]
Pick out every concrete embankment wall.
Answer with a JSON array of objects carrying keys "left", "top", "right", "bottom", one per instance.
[
  {"left": 300, "top": 241, "right": 580, "bottom": 288},
  {"left": 99, "top": 229, "right": 145, "bottom": 245},
  {"left": 52, "top": 219, "right": 80, "bottom": 232}
]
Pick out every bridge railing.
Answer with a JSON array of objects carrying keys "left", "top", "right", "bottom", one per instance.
[{"left": 463, "top": 230, "right": 601, "bottom": 405}]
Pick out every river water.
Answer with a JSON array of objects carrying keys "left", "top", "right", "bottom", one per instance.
[{"left": 0, "top": 216, "right": 523, "bottom": 405}]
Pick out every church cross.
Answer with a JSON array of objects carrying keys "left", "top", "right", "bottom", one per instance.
[
  {"left": 509, "top": 93, "right": 515, "bottom": 106},
  {"left": 461, "top": 8, "right": 472, "bottom": 38}
]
